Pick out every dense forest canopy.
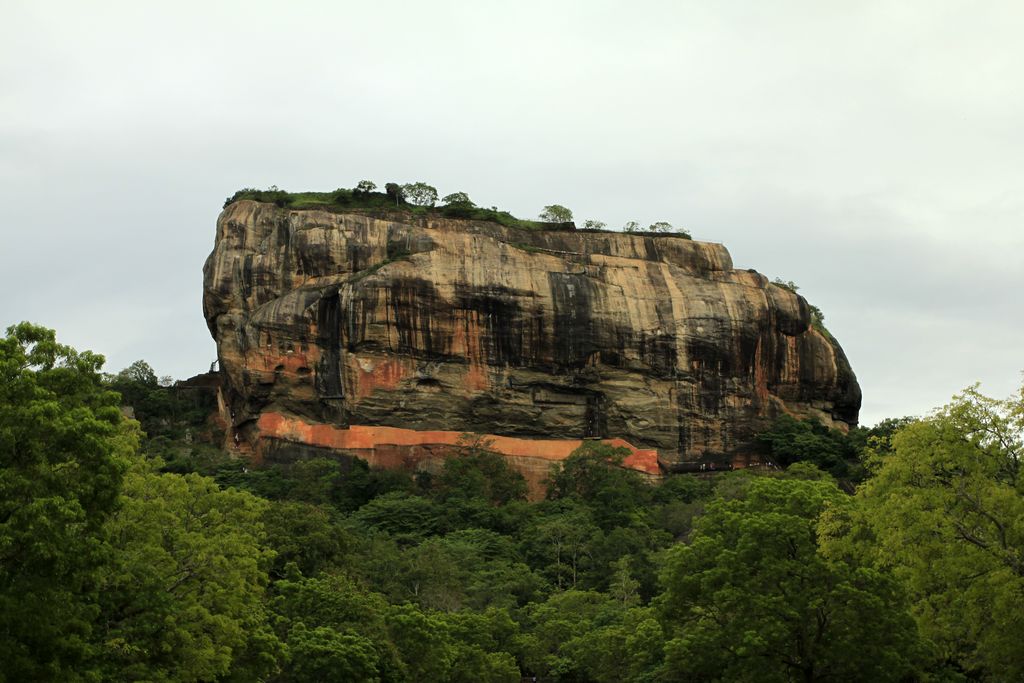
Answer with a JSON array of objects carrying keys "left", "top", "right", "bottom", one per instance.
[{"left": 1, "top": 323, "right": 1022, "bottom": 681}]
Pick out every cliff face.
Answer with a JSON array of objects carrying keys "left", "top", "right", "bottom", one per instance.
[{"left": 203, "top": 200, "right": 860, "bottom": 492}]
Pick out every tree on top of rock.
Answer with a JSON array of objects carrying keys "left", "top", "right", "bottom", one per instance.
[
  {"left": 402, "top": 182, "right": 438, "bottom": 207},
  {"left": 441, "top": 192, "right": 474, "bottom": 207},
  {"left": 539, "top": 205, "right": 573, "bottom": 223},
  {"left": 384, "top": 183, "right": 404, "bottom": 205}
]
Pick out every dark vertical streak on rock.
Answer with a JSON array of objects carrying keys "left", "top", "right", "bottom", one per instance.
[
  {"left": 584, "top": 393, "right": 607, "bottom": 438},
  {"left": 315, "top": 292, "right": 344, "bottom": 399},
  {"left": 643, "top": 238, "right": 660, "bottom": 263},
  {"left": 454, "top": 284, "right": 525, "bottom": 367},
  {"left": 548, "top": 272, "right": 596, "bottom": 370},
  {"left": 687, "top": 329, "right": 730, "bottom": 415},
  {"left": 390, "top": 278, "right": 439, "bottom": 358},
  {"left": 641, "top": 263, "right": 679, "bottom": 377}
]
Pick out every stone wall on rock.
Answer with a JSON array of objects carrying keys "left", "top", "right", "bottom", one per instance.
[{"left": 203, "top": 200, "right": 860, "bottom": 486}]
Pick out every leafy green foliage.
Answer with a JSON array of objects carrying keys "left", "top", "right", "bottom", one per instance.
[
  {"left": 401, "top": 182, "right": 438, "bottom": 207},
  {"left": 105, "top": 360, "right": 217, "bottom": 442},
  {"left": 548, "top": 441, "right": 652, "bottom": 528},
  {"left": 756, "top": 415, "right": 865, "bottom": 481},
  {"left": 269, "top": 571, "right": 399, "bottom": 681},
  {"left": 284, "top": 624, "right": 381, "bottom": 683},
  {"left": 659, "top": 477, "right": 921, "bottom": 682},
  {"left": 439, "top": 203, "right": 549, "bottom": 230},
  {"left": 94, "top": 466, "right": 275, "bottom": 681},
  {"left": 384, "top": 182, "right": 403, "bottom": 205},
  {"left": 436, "top": 436, "right": 528, "bottom": 506},
  {"left": 861, "top": 415, "right": 918, "bottom": 455},
  {"left": 538, "top": 204, "right": 574, "bottom": 223},
  {"left": 224, "top": 184, "right": 556, "bottom": 231},
  {"left": 10, "top": 324, "right": 1021, "bottom": 681},
  {"left": 522, "top": 505, "right": 600, "bottom": 590},
  {"left": 441, "top": 191, "right": 474, "bottom": 207},
  {"left": 354, "top": 491, "right": 445, "bottom": 541},
  {"left": 261, "top": 501, "right": 352, "bottom": 578},
  {"left": 824, "top": 381, "right": 1024, "bottom": 679},
  {"left": 0, "top": 323, "right": 132, "bottom": 680},
  {"left": 519, "top": 589, "right": 664, "bottom": 682}
]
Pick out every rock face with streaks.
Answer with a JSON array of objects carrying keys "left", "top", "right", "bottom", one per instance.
[{"left": 203, "top": 200, "right": 860, "bottom": 490}]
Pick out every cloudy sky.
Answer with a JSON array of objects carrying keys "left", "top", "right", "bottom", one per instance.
[{"left": 2, "top": 1, "right": 1021, "bottom": 425}]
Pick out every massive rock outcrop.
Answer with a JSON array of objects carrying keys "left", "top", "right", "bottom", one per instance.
[{"left": 203, "top": 200, "right": 860, "bottom": 493}]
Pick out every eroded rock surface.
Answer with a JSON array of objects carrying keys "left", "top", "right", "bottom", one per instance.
[{"left": 203, "top": 200, "right": 860, "bottom": 488}]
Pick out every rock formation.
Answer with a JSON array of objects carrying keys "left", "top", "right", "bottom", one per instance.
[{"left": 203, "top": 200, "right": 860, "bottom": 494}]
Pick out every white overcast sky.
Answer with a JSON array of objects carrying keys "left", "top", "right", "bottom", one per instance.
[{"left": 2, "top": 1, "right": 1022, "bottom": 426}]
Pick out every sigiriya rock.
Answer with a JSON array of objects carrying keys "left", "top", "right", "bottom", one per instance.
[{"left": 203, "top": 198, "right": 860, "bottom": 494}]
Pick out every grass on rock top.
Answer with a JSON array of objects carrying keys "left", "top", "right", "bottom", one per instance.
[
  {"left": 223, "top": 187, "right": 693, "bottom": 238},
  {"left": 224, "top": 187, "right": 555, "bottom": 231}
]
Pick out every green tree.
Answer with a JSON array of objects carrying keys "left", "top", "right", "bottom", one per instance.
[
  {"left": 756, "top": 415, "right": 863, "bottom": 481},
  {"left": 385, "top": 603, "right": 456, "bottom": 680},
  {"left": 384, "top": 182, "right": 404, "bottom": 205},
  {"left": 648, "top": 221, "right": 673, "bottom": 233},
  {"left": 398, "top": 537, "right": 468, "bottom": 609},
  {"left": 353, "top": 490, "right": 444, "bottom": 541},
  {"left": 270, "top": 571, "right": 403, "bottom": 681},
  {"left": 0, "top": 322, "right": 132, "bottom": 680},
  {"left": 563, "top": 605, "right": 665, "bottom": 683},
  {"left": 547, "top": 441, "right": 649, "bottom": 528},
  {"left": 105, "top": 359, "right": 213, "bottom": 441},
  {"left": 285, "top": 457, "right": 345, "bottom": 505},
  {"left": 94, "top": 466, "right": 276, "bottom": 681},
  {"left": 355, "top": 180, "right": 377, "bottom": 193},
  {"left": 518, "top": 589, "right": 663, "bottom": 681},
  {"left": 462, "top": 558, "right": 546, "bottom": 611},
  {"left": 538, "top": 204, "right": 573, "bottom": 223},
  {"left": 441, "top": 191, "right": 474, "bottom": 207},
  {"left": 823, "top": 381, "right": 1024, "bottom": 679},
  {"left": 623, "top": 220, "right": 641, "bottom": 232},
  {"left": 402, "top": 182, "right": 438, "bottom": 207},
  {"left": 523, "top": 506, "right": 599, "bottom": 589},
  {"left": 583, "top": 219, "right": 606, "bottom": 230},
  {"left": 608, "top": 556, "right": 640, "bottom": 606},
  {"left": 436, "top": 435, "right": 528, "bottom": 506},
  {"left": 659, "top": 477, "right": 921, "bottom": 682},
  {"left": 284, "top": 624, "right": 380, "bottom": 683},
  {"left": 519, "top": 590, "right": 610, "bottom": 679},
  {"left": 648, "top": 475, "right": 715, "bottom": 540},
  {"left": 441, "top": 608, "right": 520, "bottom": 683},
  {"left": 861, "top": 416, "right": 918, "bottom": 456},
  {"left": 262, "top": 501, "right": 352, "bottom": 578},
  {"left": 117, "top": 359, "right": 158, "bottom": 385}
]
